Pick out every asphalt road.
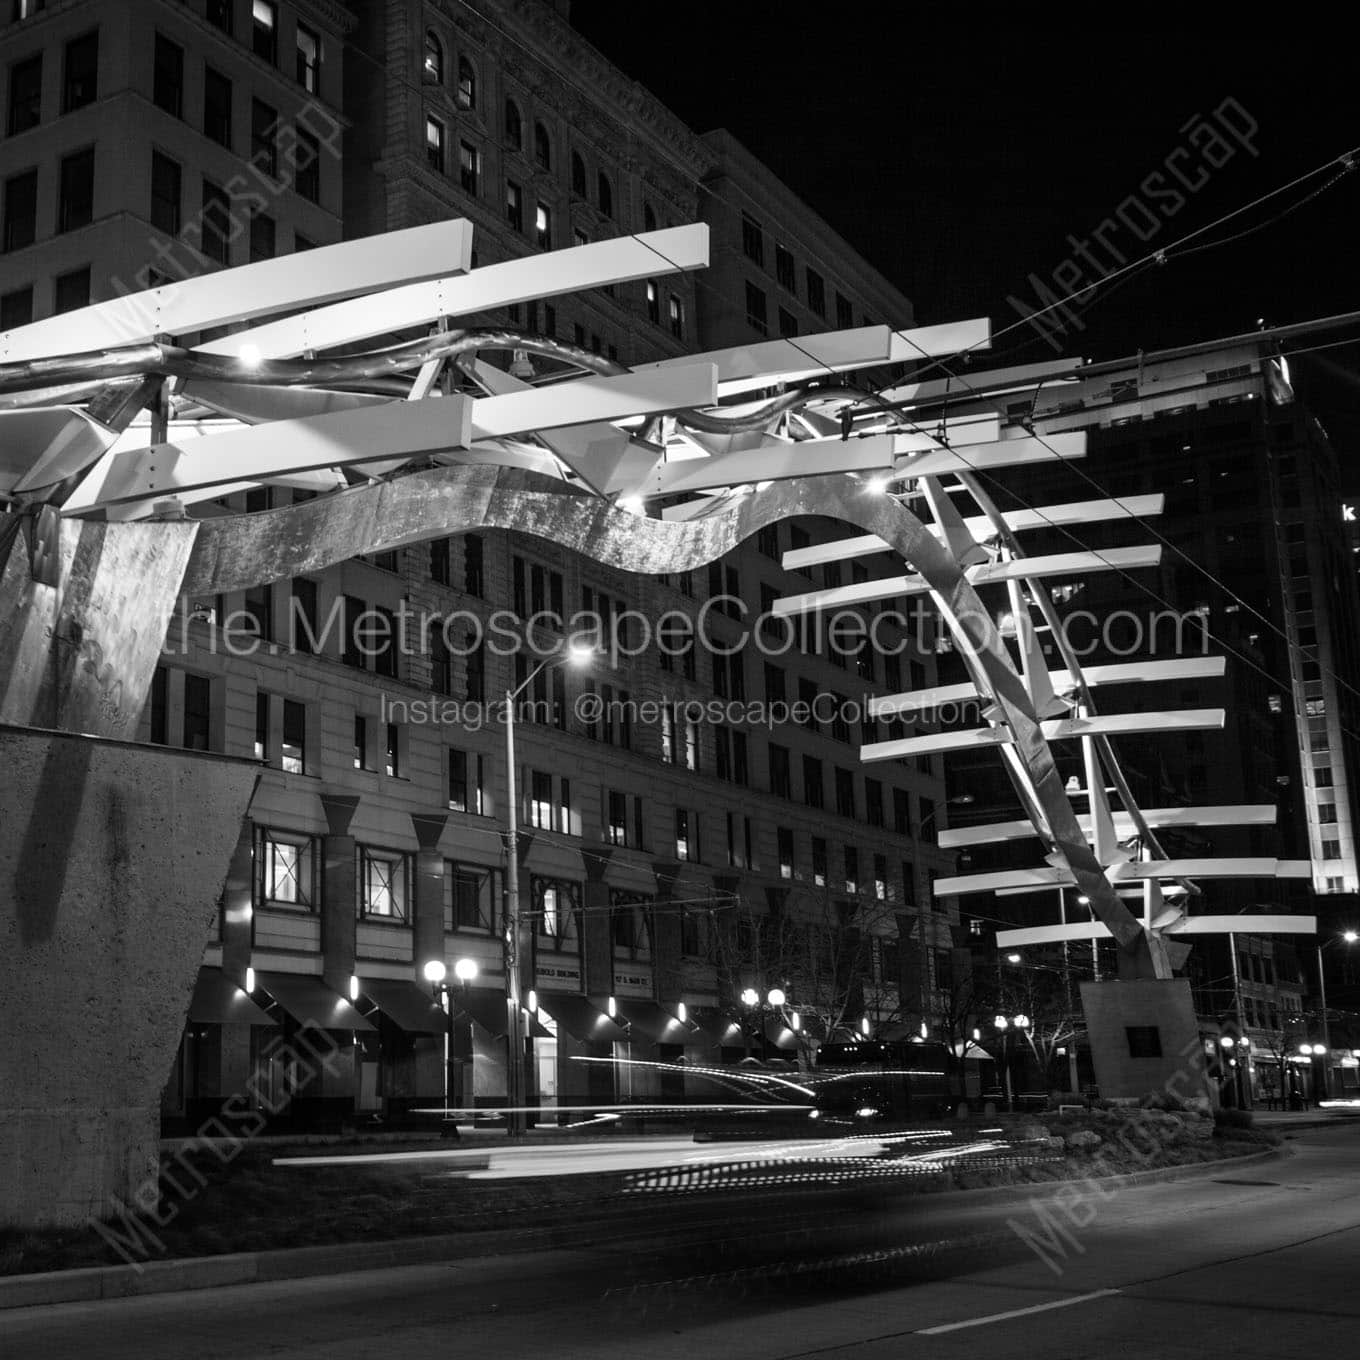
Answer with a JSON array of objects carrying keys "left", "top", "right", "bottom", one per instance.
[{"left": 8, "top": 1125, "right": 1360, "bottom": 1359}]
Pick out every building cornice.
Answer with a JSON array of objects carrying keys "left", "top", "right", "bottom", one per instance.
[{"left": 294, "top": 0, "right": 359, "bottom": 36}]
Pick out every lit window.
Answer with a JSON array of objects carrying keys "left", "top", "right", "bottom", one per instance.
[
  {"left": 426, "top": 115, "right": 445, "bottom": 173},
  {"left": 423, "top": 30, "right": 444, "bottom": 83},
  {"left": 535, "top": 201, "right": 552, "bottom": 250},
  {"left": 295, "top": 23, "right": 320, "bottom": 93},
  {"left": 257, "top": 829, "right": 315, "bottom": 908},
  {"left": 456, "top": 55, "right": 476, "bottom": 109},
  {"left": 252, "top": 1, "right": 278, "bottom": 65},
  {"left": 360, "top": 848, "right": 409, "bottom": 920}
]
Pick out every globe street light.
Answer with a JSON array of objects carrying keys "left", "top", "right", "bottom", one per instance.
[
  {"left": 424, "top": 957, "right": 479, "bottom": 1125},
  {"left": 503, "top": 642, "right": 594, "bottom": 1134}
]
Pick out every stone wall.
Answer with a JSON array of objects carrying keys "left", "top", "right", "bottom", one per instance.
[{"left": 0, "top": 727, "right": 257, "bottom": 1227}]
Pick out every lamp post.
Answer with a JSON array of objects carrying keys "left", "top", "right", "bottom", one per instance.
[
  {"left": 1314, "top": 929, "right": 1358, "bottom": 1100},
  {"left": 502, "top": 641, "right": 595, "bottom": 1135},
  {"left": 424, "top": 957, "right": 478, "bottom": 1127},
  {"left": 739, "top": 986, "right": 787, "bottom": 1060},
  {"left": 993, "top": 1013, "right": 1030, "bottom": 1111}
]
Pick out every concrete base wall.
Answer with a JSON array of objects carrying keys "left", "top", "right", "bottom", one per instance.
[
  {"left": 0, "top": 727, "right": 257, "bottom": 1227},
  {"left": 1080, "top": 978, "right": 1211, "bottom": 1104}
]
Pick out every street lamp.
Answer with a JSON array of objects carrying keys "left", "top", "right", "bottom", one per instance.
[
  {"left": 993, "top": 1013, "right": 1029, "bottom": 1110},
  {"left": 425, "top": 957, "right": 479, "bottom": 1125},
  {"left": 1314, "top": 930, "right": 1358, "bottom": 1100},
  {"left": 738, "top": 986, "right": 788, "bottom": 1058},
  {"left": 502, "top": 641, "right": 594, "bottom": 1134}
]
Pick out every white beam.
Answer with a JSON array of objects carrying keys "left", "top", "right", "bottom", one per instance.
[
  {"left": 994, "top": 913, "right": 1317, "bottom": 949},
  {"left": 775, "top": 544, "right": 1161, "bottom": 615},
  {"left": 892, "top": 430, "right": 1086, "bottom": 480},
  {"left": 2, "top": 407, "right": 118, "bottom": 494},
  {"left": 937, "top": 858, "right": 1312, "bottom": 896},
  {"left": 870, "top": 656, "right": 1226, "bottom": 719},
  {"left": 639, "top": 318, "right": 991, "bottom": 397},
  {"left": 881, "top": 357, "right": 1083, "bottom": 406},
  {"left": 861, "top": 708, "right": 1224, "bottom": 762},
  {"left": 938, "top": 804, "right": 1278, "bottom": 848},
  {"left": 194, "top": 225, "right": 709, "bottom": 360},
  {"left": 645, "top": 433, "right": 897, "bottom": 497},
  {"left": 62, "top": 396, "right": 474, "bottom": 510},
  {"left": 780, "top": 495, "right": 1166, "bottom": 572},
  {"left": 1, "top": 222, "right": 474, "bottom": 363}
]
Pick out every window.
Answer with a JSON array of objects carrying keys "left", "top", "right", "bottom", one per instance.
[
  {"left": 465, "top": 634, "right": 485, "bottom": 702},
  {"left": 668, "top": 293, "right": 684, "bottom": 339},
  {"left": 745, "top": 281, "right": 768, "bottom": 335},
  {"left": 571, "top": 151, "right": 586, "bottom": 196},
  {"left": 812, "top": 837, "right": 828, "bottom": 888},
  {"left": 901, "top": 862, "right": 916, "bottom": 907},
  {"left": 874, "top": 853, "right": 887, "bottom": 901},
  {"left": 506, "top": 180, "right": 523, "bottom": 232},
  {"left": 448, "top": 749, "right": 484, "bottom": 814},
  {"left": 248, "top": 210, "right": 275, "bottom": 261},
  {"left": 865, "top": 778, "right": 883, "bottom": 827},
  {"left": 529, "top": 770, "right": 554, "bottom": 830},
  {"left": 777, "top": 827, "right": 794, "bottom": 879},
  {"left": 429, "top": 623, "right": 452, "bottom": 695},
  {"left": 533, "top": 121, "right": 551, "bottom": 170},
  {"left": 726, "top": 812, "right": 753, "bottom": 869},
  {"left": 836, "top": 292, "right": 853, "bottom": 328},
  {"left": 844, "top": 846, "right": 859, "bottom": 895},
  {"left": 675, "top": 808, "right": 695, "bottom": 862},
  {"left": 504, "top": 98, "right": 522, "bottom": 149},
  {"left": 534, "top": 877, "right": 581, "bottom": 946},
  {"left": 459, "top": 140, "right": 480, "bottom": 195},
  {"left": 597, "top": 171, "right": 613, "bottom": 217},
  {"left": 61, "top": 31, "right": 97, "bottom": 113},
  {"left": 715, "top": 727, "right": 748, "bottom": 785},
  {"left": 893, "top": 788, "right": 910, "bottom": 835},
  {"left": 251, "top": 99, "right": 278, "bottom": 177},
  {"left": 57, "top": 148, "right": 93, "bottom": 233},
  {"left": 281, "top": 699, "right": 305, "bottom": 774},
  {"left": 835, "top": 767, "right": 856, "bottom": 818},
  {"left": 425, "top": 115, "right": 445, "bottom": 173},
  {"left": 255, "top": 829, "right": 316, "bottom": 908},
  {"left": 464, "top": 535, "right": 484, "bottom": 596},
  {"left": 150, "top": 152, "right": 181, "bottom": 235},
  {"left": 53, "top": 266, "right": 89, "bottom": 313},
  {"left": 778, "top": 307, "right": 797, "bottom": 337},
  {"left": 359, "top": 848, "right": 410, "bottom": 921},
  {"left": 295, "top": 128, "right": 320, "bottom": 202},
  {"left": 456, "top": 54, "right": 476, "bottom": 109},
  {"left": 769, "top": 743, "right": 791, "bottom": 798},
  {"left": 8, "top": 53, "right": 42, "bottom": 134},
  {"left": 918, "top": 797, "right": 936, "bottom": 843},
  {"left": 423, "top": 30, "right": 443, "bottom": 82},
  {"left": 295, "top": 22, "right": 320, "bottom": 93},
  {"left": 643, "top": 202, "right": 657, "bottom": 232},
  {"left": 1, "top": 286, "right": 33, "bottom": 328},
  {"left": 803, "top": 755, "right": 824, "bottom": 809},
  {"left": 2, "top": 169, "right": 37, "bottom": 252},
  {"left": 203, "top": 66, "right": 232, "bottom": 148},
  {"left": 775, "top": 244, "right": 795, "bottom": 291},
  {"left": 741, "top": 213, "right": 763, "bottom": 264},
  {"left": 644, "top": 279, "right": 660, "bottom": 324},
  {"left": 806, "top": 267, "right": 826, "bottom": 317},
  {"left": 445, "top": 863, "right": 495, "bottom": 932},
  {"left": 182, "top": 672, "right": 211, "bottom": 750},
  {"left": 200, "top": 180, "right": 230, "bottom": 265},
  {"left": 206, "top": 0, "right": 233, "bottom": 35},
  {"left": 251, "top": 1, "right": 277, "bottom": 64},
  {"left": 535, "top": 201, "right": 552, "bottom": 250}
]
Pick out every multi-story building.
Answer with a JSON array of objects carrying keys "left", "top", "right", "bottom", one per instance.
[
  {"left": 2, "top": 0, "right": 951, "bottom": 1128},
  {"left": 932, "top": 342, "right": 1353, "bottom": 1101}
]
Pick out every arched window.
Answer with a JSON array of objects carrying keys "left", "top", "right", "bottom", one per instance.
[
  {"left": 533, "top": 120, "right": 551, "bottom": 171},
  {"left": 597, "top": 171, "right": 613, "bottom": 219},
  {"left": 504, "top": 97, "right": 522, "bottom": 150},
  {"left": 643, "top": 202, "right": 656, "bottom": 233},
  {"left": 423, "top": 30, "right": 443, "bottom": 83},
  {"left": 456, "top": 55, "right": 476, "bottom": 110},
  {"left": 570, "top": 150, "right": 586, "bottom": 197}
]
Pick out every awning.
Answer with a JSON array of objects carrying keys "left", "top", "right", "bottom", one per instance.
[
  {"left": 687, "top": 1009, "right": 742, "bottom": 1045},
  {"left": 612, "top": 998, "right": 694, "bottom": 1044},
  {"left": 522, "top": 837, "right": 586, "bottom": 881},
  {"left": 460, "top": 987, "right": 549, "bottom": 1039},
  {"left": 536, "top": 991, "right": 628, "bottom": 1043},
  {"left": 764, "top": 1017, "right": 798, "bottom": 1052},
  {"left": 254, "top": 972, "right": 375, "bottom": 1031},
  {"left": 360, "top": 979, "right": 444, "bottom": 1035},
  {"left": 953, "top": 1040, "right": 994, "bottom": 1062},
  {"left": 603, "top": 856, "right": 658, "bottom": 896},
  {"left": 188, "top": 967, "right": 276, "bottom": 1027}
]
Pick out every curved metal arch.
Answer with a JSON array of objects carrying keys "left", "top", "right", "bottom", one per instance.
[{"left": 181, "top": 462, "right": 1155, "bottom": 973}]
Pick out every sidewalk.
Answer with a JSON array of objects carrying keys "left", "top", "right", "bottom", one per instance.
[{"left": 1252, "top": 1106, "right": 1360, "bottom": 1130}]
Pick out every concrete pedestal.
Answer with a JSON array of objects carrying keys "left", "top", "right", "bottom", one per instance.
[
  {"left": 0, "top": 726, "right": 257, "bottom": 1227},
  {"left": 1080, "top": 978, "right": 1211, "bottom": 1104}
]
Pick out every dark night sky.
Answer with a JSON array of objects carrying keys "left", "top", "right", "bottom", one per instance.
[{"left": 570, "top": 6, "right": 1360, "bottom": 480}]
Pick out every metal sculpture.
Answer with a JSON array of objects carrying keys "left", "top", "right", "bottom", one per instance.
[{"left": 1, "top": 219, "right": 1314, "bottom": 986}]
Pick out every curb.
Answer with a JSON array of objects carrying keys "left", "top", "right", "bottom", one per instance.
[{"left": 0, "top": 1145, "right": 1285, "bottom": 1312}]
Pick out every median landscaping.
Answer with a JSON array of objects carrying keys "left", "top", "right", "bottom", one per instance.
[{"left": 0, "top": 1109, "right": 1280, "bottom": 1282}]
